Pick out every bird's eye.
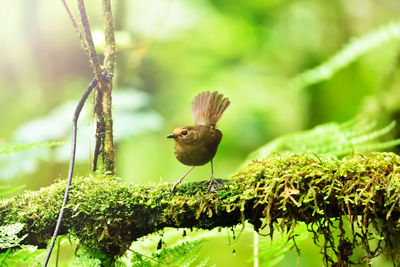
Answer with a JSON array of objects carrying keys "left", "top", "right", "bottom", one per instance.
[{"left": 182, "top": 130, "right": 188, "bottom": 136}]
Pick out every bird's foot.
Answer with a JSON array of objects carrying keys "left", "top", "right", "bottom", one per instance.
[
  {"left": 171, "top": 166, "right": 195, "bottom": 193},
  {"left": 207, "top": 175, "right": 220, "bottom": 192},
  {"left": 171, "top": 181, "right": 181, "bottom": 192}
]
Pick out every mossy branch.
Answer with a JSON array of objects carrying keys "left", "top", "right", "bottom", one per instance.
[
  {"left": 2, "top": 153, "right": 400, "bottom": 262},
  {"left": 99, "top": 0, "right": 116, "bottom": 173}
]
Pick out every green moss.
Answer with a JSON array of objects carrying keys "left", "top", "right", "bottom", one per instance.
[{"left": 1, "top": 152, "right": 400, "bottom": 264}]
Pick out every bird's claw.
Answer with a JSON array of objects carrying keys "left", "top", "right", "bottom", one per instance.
[
  {"left": 172, "top": 175, "right": 224, "bottom": 193},
  {"left": 171, "top": 181, "right": 181, "bottom": 192},
  {"left": 207, "top": 175, "right": 220, "bottom": 192}
]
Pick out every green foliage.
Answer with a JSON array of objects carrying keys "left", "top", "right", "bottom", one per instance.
[
  {"left": 258, "top": 225, "right": 309, "bottom": 267},
  {"left": 0, "top": 185, "right": 25, "bottom": 197},
  {"left": 0, "top": 223, "right": 26, "bottom": 249},
  {"left": 12, "top": 90, "right": 162, "bottom": 163},
  {"left": 71, "top": 247, "right": 122, "bottom": 267},
  {"left": 235, "top": 152, "right": 400, "bottom": 265},
  {"left": 70, "top": 250, "right": 103, "bottom": 267},
  {"left": 1, "top": 1, "right": 400, "bottom": 266},
  {"left": 0, "top": 245, "right": 46, "bottom": 266},
  {"left": 0, "top": 223, "right": 46, "bottom": 266},
  {"left": 0, "top": 141, "right": 64, "bottom": 181},
  {"left": 67, "top": 239, "right": 205, "bottom": 267},
  {"left": 130, "top": 240, "right": 206, "bottom": 267},
  {"left": 249, "top": 119, "right": 400, "bottom": 160},
  {"left": 289, "top": 20, "right": 400, "bottom": 91},
  {"left": 248, "top": 119, "right": 400, "bottom": 265},
  {"left": 0, "top": 141, "right": 63, "bottom": 157}
]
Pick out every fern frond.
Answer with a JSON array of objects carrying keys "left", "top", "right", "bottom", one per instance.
[
  {"left": 289, "top": 20, "right": 400, "bottom": 91},
  {"left": 258, "top": 225, "right": 309, "bottom": 267},
  {"left": 0, "top": 185, "right": 26, "bottom": 197},
  {"left": 249, "top": 119, "right": 400, "bottom": 160},
  {"left": 156, "top": 240, "right": 203, "bottom": 266},
  {"left": 130, "top": 240, "right": 204, "bottom": 267},
  {"left": 350, "top": 120, "right": 395, "bottom": 144},
  {"left": 0, "top": 223, "right": 26, "bottom": 249},
  {"left": 71, "top": 252, "right": 102, "bottom": 267},
  {"left": 0, "top": 223, "right": 48, "bottom": 266},
  {"left": 0, "top": 245, "right": 46, "bottom": 266},
  {"left": 0, "top": 141, "right": 63, "bottom": 157},
  {"left": 195, "top": 257, "right": 211, "bottom": 267},
  {"left": 71, "top": 246, "right": 122, "bottom": 267},
  {"left": 355, "top": 139, "right": 400, "bottom": 153}
]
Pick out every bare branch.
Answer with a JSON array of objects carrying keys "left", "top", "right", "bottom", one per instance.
[
  {"left": 77, "top": 0, "right": 102, "bottom": 79},
  {"left": 102, "top": 0, "right": 116, "bottom": 74},
  {"left": 43, "top": 77, "right": 98, "bottom": 266},
  {"left": 60, "top": 0, "right": 88, "bottom": 52}
]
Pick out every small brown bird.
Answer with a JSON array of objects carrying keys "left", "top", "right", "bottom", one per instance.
[{"left": 167, "top": 91, "right": 230, "bottom": 191}]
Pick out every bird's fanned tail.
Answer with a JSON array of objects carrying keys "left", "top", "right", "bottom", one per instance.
[{"left": 191, "top": 91, "right": 230, "bottom": 127}]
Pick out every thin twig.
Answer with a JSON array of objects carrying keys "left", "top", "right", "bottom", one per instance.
[
  {"left": 60, "top": 0, "right": 88, "bottom": 52},
  {"left": 77, "top": 0, "right": 102, "bottom": 79},
  {"left": 42, "top": 77, "right": 98, "bottom": 267},
  {"left": 92, "top": 90, "right": 104, "bottom": 172},
  {"left": 76, "top": 0, "right": 110, "bottom": 172}
]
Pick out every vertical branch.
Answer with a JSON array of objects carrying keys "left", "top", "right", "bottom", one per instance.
[
  {"left": 45, "top": 1, "right": 117, "bottom": 263},
  {"left": 100, "top": 0, "right": 116, "bottom": 173},
  {"left": 75, "top": 0, "right": 105, "bottom": 172},
  {"left": 60, "top": 0, "right": 88, "bottom": 52},
  {"left": 43, "top": 78, "right": 99, "bottom": 266},
  {"left": 77, "top": 0, "right": 102, "bottom": 79},
  {"left": 73, "top": 0, "right": 115, "bottom": 173},
  {"left": 102, "top": 0, "right": 115, "bottom": 74},
  {"left": 92, "top": 90, "right": 105, "bottom": 172}
]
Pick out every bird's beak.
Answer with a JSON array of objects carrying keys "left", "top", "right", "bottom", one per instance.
[{"left": 167, "top": 134, "right": 178, "bottom": 139}]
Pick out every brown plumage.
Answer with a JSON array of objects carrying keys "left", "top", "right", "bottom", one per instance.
[
  {"left": 191, "top": 91, "right": 230, "bottom": 127},
  {"left": 167, "top": 91, "right": 230, "bottom": 191}
]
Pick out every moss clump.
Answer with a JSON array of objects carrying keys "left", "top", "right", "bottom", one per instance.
[
  {"left": 1, "top": 152, "right": 400, "bottom": 264},
  {"left": 233, "top": 152, "right": 400, "bottom": 265}
]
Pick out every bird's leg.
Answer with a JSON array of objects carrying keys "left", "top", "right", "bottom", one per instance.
[
  {"left": 207, "top": 160, "right": 219, "bottom": 191},
  {"left": 172, "top": 166, "right": 195, "bottom": 192}
]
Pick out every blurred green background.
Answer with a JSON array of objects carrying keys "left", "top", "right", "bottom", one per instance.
[{"left": 1, "top": 0, "right": 400, "bottom": 266}]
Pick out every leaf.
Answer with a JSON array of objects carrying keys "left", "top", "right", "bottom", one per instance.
[
  {"left": 0, "top": 141, "right": 63, "bottom": 157},
  {"left": 249, "top": 119, "right": 400, "bottom": 161},
  {"left": 0, "top": 184, "right": 25, "bottom": 197},
  {"left": 289, "top": 20, "right": 400, "bottom": 91},
  {"left": 0, "top": 223, "right": 26, "bottom": 249},
  {"left": 130, "top": 240, "right": 205, "bottom": 267},
  {"left": 258, "top": 225, "right": 309, "bottom": 267}
]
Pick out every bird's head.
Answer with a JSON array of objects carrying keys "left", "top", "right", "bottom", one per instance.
[
  {"left": 167, "top": 126, "right": 193, "bottom": 142},
  {"left": 167, "top": 125, "right": 218, "bottom": 146}
]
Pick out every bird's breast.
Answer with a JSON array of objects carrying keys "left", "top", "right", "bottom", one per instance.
[{"left": 174, "top": 127, "right": 222, "bottom": 166}]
